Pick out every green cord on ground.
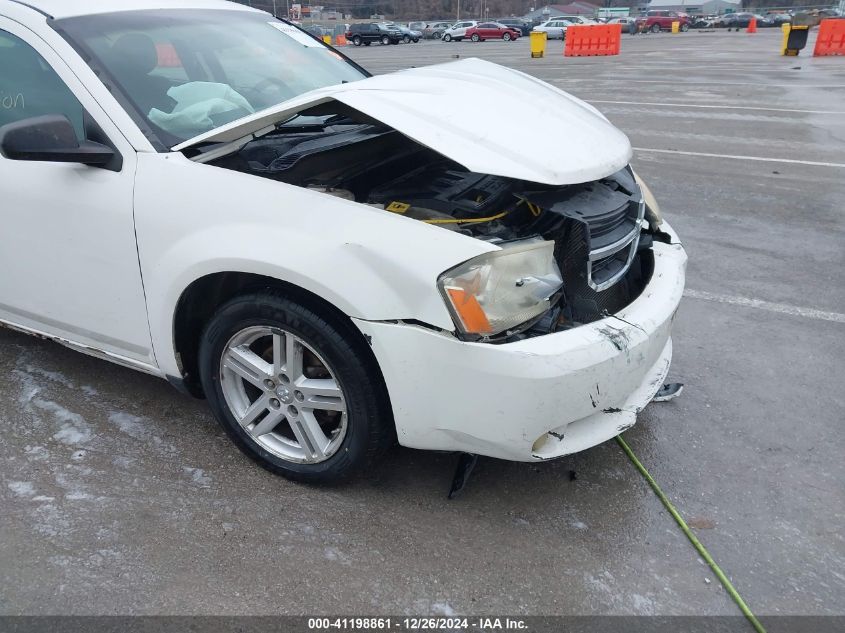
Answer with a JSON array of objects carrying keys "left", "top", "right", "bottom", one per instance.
[{"left": 615, "top": 435, "right": 766, "bottom": 633}]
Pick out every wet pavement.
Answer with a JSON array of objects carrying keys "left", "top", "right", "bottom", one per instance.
[{"left": 1, "top": 30, "right": 843, "bottom": 619}]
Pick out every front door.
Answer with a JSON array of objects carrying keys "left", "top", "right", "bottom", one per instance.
[{"left": 0, "top": 20, "right": 155, "bottom": 367}]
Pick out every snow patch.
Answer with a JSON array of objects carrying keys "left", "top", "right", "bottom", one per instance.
[
  {"left": 431, "top": 602, "right": 457, "bottom": 616},
  {"left": 53, "top": 422, "right": 92, "bottom": 445},
  {"left": 8, "top": 481, "right": 35, "bottom": 497},
  {"left": 183, "top": 467, "right": 212, "bottom": 486}
]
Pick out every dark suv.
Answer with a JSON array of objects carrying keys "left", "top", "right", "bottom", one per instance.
[{"left": 346, "top": 23, "right": 402, "bottom": 46}]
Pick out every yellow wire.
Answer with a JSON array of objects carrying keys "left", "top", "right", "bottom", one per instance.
[{"left": 423, "top": 211, "right": 509, "bottom": 225}]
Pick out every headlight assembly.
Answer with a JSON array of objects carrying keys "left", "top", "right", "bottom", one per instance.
[{"left": 438, "top": 239, "right": 563, "bottom": 339}]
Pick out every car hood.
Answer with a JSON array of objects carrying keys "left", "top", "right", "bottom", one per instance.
[{"left": 174, "top": 58, "right": 632, "bottom": 186}]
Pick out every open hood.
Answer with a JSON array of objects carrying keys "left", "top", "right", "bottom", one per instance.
[{"left": 174, "top": 58, "right": 632, "bottom": 186}]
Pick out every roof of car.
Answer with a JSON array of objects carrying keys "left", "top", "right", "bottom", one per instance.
[{"left": 8, "top": 0, "right": 258, "bottom": 19}]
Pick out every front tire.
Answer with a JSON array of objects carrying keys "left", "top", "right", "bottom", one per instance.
[
  {"left": 198, "top": 291, "right": 393, "bottom": 483},
  {"left": 681, "top": 23, "right": 690, "bottom": 32},
  {"left": 471, "top": 33, "right": 480, "bottom": 42},
  {"left": 503, "top": 32, "right": 512, "bottom": 41},
  {"left": 403, "top": 34, "right": 411, "bottom": 43},
  {"left": 443, "top": 33, "right": 452, "bottom": 42}
]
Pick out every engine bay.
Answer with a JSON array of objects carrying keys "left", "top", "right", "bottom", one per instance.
[{"left": 199, "top": 108, "right": 660, "bottom": 339}]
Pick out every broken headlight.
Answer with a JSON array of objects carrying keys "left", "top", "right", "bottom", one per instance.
[{"left": 438, "top": 239, "right": 563, "bottom": 338}]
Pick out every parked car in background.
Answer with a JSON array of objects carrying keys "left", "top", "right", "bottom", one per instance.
[
  {"left": 719, "top": 12, "right": 774, "bottom": 28},
  {"left": 556, "top": 15, "right": 598, "bottom": 25},
  {"left": 407, "top": 21, "right": 426, "bottom": 31},
  {"left": 532, "top": 19, "right": 574, "bottom": 39},
  {"left": 463, "top": 22, "right": 521, "bottom": 41},
  {"left": 607, "top": 16, "right": 636, "bottom": 28},
  {"left": 441, "top": 20, "right": 478, "bottom": 41},
  {"left": 0, "top": 0, "right": 686, "bottom": 484},
  {"left": 382, "top": 23, "right": 420, "bottom": 43},
  {"left": 766, "top": 13, "right": 792, "bottom": 26},
  {"left": 496, "top": 17, "right": 532, "bottom": 36},
  {"left": 398, "top": 25, "right": 422, "bottom": 42},
  {"left": 423, "top": 21, "right": 453, "bottom": 39},
  {"left": 346, "top": 22, "right": 401, "bottom": 45},
  {"left": 636, "top": 10, "right": 692, "bottom": 32}
]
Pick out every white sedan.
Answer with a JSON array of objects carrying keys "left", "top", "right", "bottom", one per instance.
[
  {"left": 532, "top": 19, "right": 575, "bottom": 39},
  {"left": 0, "top": 0, "right": 686, "bottom": 483}
]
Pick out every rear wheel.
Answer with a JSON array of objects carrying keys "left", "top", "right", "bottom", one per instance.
[
  {"left": 503, "top": 32, "right": 512, "bottom": 41},
  {"left": 198, "top": 291, "right": 393, "bottom": 483},
  {"left": 352, "top": 35, "right": 362, "bottom": 46},
  {"left": 651, "top": 23, "right": 661, "bottom": 33},
  {"left": 443, "top": 33, "right": 452, "bottom": 42},
  {"left": 471, "top": 33, "right": 480, "bottom": 42}
]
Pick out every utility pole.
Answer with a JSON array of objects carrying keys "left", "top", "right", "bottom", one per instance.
[{"left": 457, "top": 0, "right": 461, "bottom": 20}]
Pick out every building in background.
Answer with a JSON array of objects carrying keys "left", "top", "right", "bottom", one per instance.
[
  {"left": 637, "top": 0, "right": 741, "bottom": 14},
  {"left": 524, "top": 3, "right": 602, "bottom": 23}
]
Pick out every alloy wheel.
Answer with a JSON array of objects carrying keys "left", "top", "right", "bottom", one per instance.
[{"left": 219, "top": 326, "right": 347, "bottom": 464}]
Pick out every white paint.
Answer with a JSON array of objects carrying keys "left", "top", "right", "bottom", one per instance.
[
  {"left": 634, "top": 147, "right": 845, "bottom": 169},
  {"left": 177, "top": 58, "right": 632, "bottom": 186},
  {"left": 684, "top": 290, "right": 845, "bottom": 324},
  {"left": 354, "top": 227, "right": 686, "bottom": 461},
  {"left": 591, "top": 100, "right": 845, "bottom": 115},
  {"left": 0, "top": 5, "right": 690, "bottom": 465}
]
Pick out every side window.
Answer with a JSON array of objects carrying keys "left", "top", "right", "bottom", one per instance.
[{"left": 0, "top": 29, "right": 85, "bottom": 139}]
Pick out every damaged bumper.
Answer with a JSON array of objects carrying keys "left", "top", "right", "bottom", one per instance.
[{"left": 354, "top": 222, "right": 687, "bottom": 462}]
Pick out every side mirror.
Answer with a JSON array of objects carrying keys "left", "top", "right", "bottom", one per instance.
[{"left": 0, "top": 114, "right": 115, "bottom": 167}]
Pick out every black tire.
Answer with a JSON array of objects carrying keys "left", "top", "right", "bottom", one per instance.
[
  {"left": 381, "top": 35, "right": 390, "bottom": 45},
  {"left": 434, "top": 32, "right": 443, "bottom": 40},
  {"left": 503, "top": 32, "right": 512, "bottom": 41},
  {"left": 403, "top": 34, "right": 411, "bottom": 43},
  {"left": 681, "top": 23, "right": 690, "bottom": 32},
  {"left": 198, "top": 291, "right": 393, "bottom": 483},
  {"left": 471, "top": 33, "right": 480, "bottom": 42},
  {"left": 651, "top": 23, "right": 661, "bottom": 33},
  {"left": 352, "top": 35, "right": 362, "bottom": 46},
  {"left": 413, "top": 38, "right": 419, "bottom": 43},
  {"left": 443, "top": 33, "right": 452, "bottom": 42}
]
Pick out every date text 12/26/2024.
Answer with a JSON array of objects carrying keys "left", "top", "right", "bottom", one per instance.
[{"left": 308, "top": 618, "right": 528, "bottom": 630}]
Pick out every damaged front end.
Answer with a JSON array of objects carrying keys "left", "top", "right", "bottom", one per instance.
[{"left": 193, "top": 103, "right": 666, "bottom": 341}]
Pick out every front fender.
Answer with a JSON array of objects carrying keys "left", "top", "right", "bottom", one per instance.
[{"left": 134, "top": 153, "right": 494, "bottom": 377}]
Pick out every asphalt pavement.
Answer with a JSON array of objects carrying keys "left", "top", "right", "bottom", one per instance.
[{"left": 1, "top": 29, "right": 843, "bottom": 623}]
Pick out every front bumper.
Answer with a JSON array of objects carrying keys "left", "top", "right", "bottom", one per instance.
[{"left": 354, "top": 222, "right": 687, "bottom": 462}]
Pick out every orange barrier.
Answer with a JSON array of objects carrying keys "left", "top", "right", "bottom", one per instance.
[
  {"left": 335, "top": 34, "right": 347, "bottom": 46},
  {"left": 747, "top": 17, "right": 757, "bottom": 33},
  {"left": 813, "top": 18, "right": 845, "bottom": 56},
  {"left": 564, "top": 24, "right": 622, "bottom": 57}
]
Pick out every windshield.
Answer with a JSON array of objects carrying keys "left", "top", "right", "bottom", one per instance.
[{"left": 54, "top": 10, "right": 368, "bottom": 149}]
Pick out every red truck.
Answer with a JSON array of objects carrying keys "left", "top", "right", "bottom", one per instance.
[{"left": 636, "top": 10, "right": 692, "bottom": 33}]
